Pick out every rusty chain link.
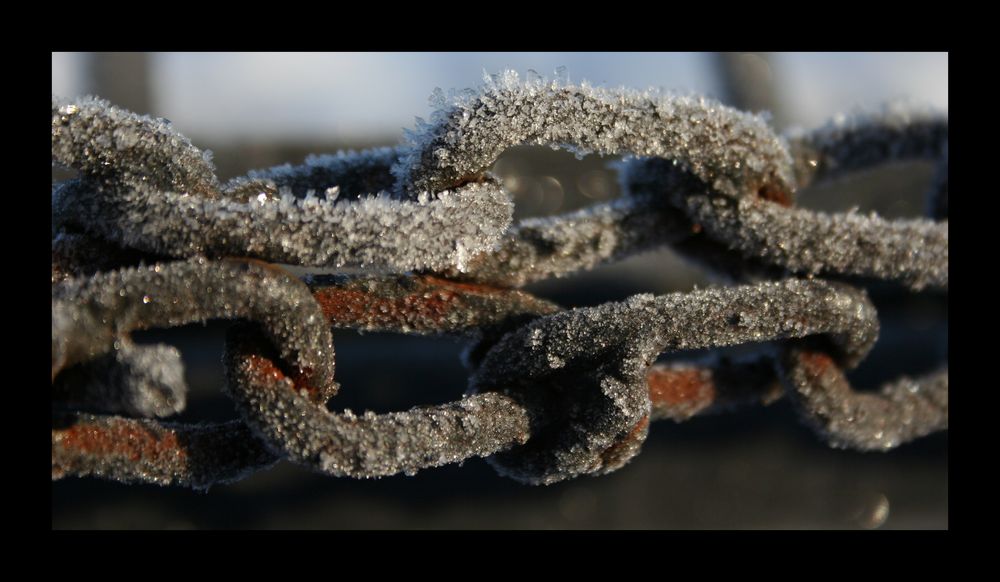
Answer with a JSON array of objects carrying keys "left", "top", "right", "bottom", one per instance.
[{"left": 51, "top": 71, "right": 948, "bottom": 489}]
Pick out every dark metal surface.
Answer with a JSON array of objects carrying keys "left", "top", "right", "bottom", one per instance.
[{"left": 51, "top": 70, "right": 947, "bottom": 528}]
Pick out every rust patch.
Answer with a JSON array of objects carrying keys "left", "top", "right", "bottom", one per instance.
[
  {"left": 313, "top": 286, "right": 458, "bottom": 329},
  {"left": 600, "top": 415, "right": 649, "bottom": 468},
  {"left": 243, "top": 352, "right": 289, "bottom": 382},
  {"left": 401, "top": 287, "right": 458, "bottom": 322},
  {"left": 242, "top": 352, "right": 326, "bottom": 402},
  {"left": 312, "top": 288, "right": 380, "bottom": 326},
  {"left": 647, "top": 368, "right": 716, "bottom": 408},
  {"left": 311, "top": 274, "right": 559, "bottom": 335},
  {"left": 417, "top": 275, "right": 508, "bottom": 296},
  {"left": 55, "top": 418, "right": 184, "bottom": 463},
  {"left": 312, "top": 276, "right": 560, "bottom": 333},
  {"left": 757, "top": 183, "right": 793, "bottom": 207},
  {"left": 797, "top": 350, "right": 836, "bottom": 378}
]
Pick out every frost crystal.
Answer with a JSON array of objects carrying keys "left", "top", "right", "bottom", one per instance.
[
  {"left": 469, "top": 279, "right": 878, "bottom": 484},
  {"left": 785, "top": 102, "right": 948, "bottom": 188},
  {"left": 395, "top": 70, "right": 793, "bottom": 201},
  {"left": 51, "top": 72, "right": 948, "bottom": 490},
  {"left": 52, "top": 97, "right": 512, "bottom": 272},
  {"left": 52, "top": 413, "right": 278, "bottom": 489},
  {"left": 224, "top": 325, "right": 531, "bottom": 479},
  {"left": 780, "top": 350, "right": 947, "bottom": 451},
  {"left": 52, "top": 259, "right": 337, "bottom": 400},
  {"left": 53, "top": 343, "right": 186, "bottom": 418}
]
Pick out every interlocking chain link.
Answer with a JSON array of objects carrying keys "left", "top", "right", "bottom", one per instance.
[{"left": 51, "top": 72, "right": 948, "bottom": 489}]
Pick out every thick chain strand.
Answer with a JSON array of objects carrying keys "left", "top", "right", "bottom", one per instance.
[{"left": 51, "top": 72, "right": 948, "bottom": 488}]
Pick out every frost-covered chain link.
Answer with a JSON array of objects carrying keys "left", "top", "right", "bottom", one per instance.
[
  {"left": 51, "top": 71, "right": 948, "bottom": 489},
  {"left": 51, "top": 97, "right": 512, "bottom": 273},
  {"left": 415, "top": 74, "right": 948, "bottom": 290},
  {"left": 467, "top": 279, "right": 879, "bottom": 484}
]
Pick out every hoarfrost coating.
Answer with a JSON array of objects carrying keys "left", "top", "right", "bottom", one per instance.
[
  {"left": 469, "top": 279, "right": 879, "bottom": 484},
  {"left": 52, "top": 75, "right": 946, "bottom": 286},
  {"left": 395, "top": 70, "right": 795, "bottom": 200},
  {"left": 52, "top": 70, "right": 948, "bottom": 489},
  {"left": 395, "top": 72, "right": 947, "bottom": 290},
  {"left": 52, "top": 97, "right": 512, "bottom": 272}
]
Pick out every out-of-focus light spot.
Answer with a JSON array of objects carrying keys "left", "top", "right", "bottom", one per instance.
[
  {"left": 502, "top": 174, "right": 521, "bottom": 192},
  {"left": 851, "top": 492, "right": 890, "bottom": 529},
  {"left": 539, "top": 176, "right": 565, "bottom": 215},
  {"left": 511, "top": 177, "right": 544, "bottom": 217},
  {"left": 578, "top": 169, "right": 616, "bottom": 200},
  {"left": 737, "top": 52, "right": 773, "bottom": 83}
]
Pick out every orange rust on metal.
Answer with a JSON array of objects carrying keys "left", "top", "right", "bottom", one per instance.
[
  {"left": 400, "top": 289, "right": 459, "bottom": 322},
  {"left": 311, "top": 274, "right": 557, "bottom": 330},
  {"left": 312, "top": 286, "right": 459, "bottom": 328},
  {"left": 242, "top": 352, "right": 326, "bottom": 402},
  {"left": 757, "top": 183, "right": 793, "bottom": 207},
  {"left": 311, "top": 288, "right": 375, "bottom": 325},
  {"left": 599, "top": 415, "right": 649, "bottom": 467},
  {"left": 243, "top": 353, "right": 288, "bottom": 382},
  {"left": 55, "top": 418, "right": 184, "bottom": 463},
  {"left": 647, "top": 367, "right": 716, "bottom": 410},
  {"left": 416, "top": 274, "right": 510, "bottom": 296},
  {"left": 797, "top": 350, "right": 837, "bottom": 378},
  {"left": 311, "top": 276, "right": 520, "bottom": 328}
]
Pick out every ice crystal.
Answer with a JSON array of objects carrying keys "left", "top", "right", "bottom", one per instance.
[
  {"left": 51, "top": 73, "right": 948, "bottom": 490},
  {"left": 223, "top": 325, "right": 530, "bottom": 479},
  {"left": 395, "top": 70, "right": 794, "bottom": 201},
  {"left": 469, "top": 279, "right": 878, "bottom": 484},
  {"left": 52, "top": 413, "right": 278, "bottom": 490},
  {"left": 52, "top": 97, "right": 512, "bottom": 272},
  {"left": 52, "top": 258, "right": 337, "bottom": 400},
  {"left": 53, "top": 343, "right": 186, "bottom": 418},
  {"left": 780, "top": 350, "right": 948, "bottom": 451}
]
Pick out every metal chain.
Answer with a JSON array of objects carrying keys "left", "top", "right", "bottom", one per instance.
[{"left": 51, "top": 72, "right": 948, "bottom": 489}]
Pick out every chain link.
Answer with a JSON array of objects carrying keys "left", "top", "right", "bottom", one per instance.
[{"left": 51, "top": 72, "right": 948, "bottom": 489}]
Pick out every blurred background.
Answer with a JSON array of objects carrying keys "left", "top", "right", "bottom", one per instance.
[{"left": 51, "top": 52, "right": 948, "bottom": 529}]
